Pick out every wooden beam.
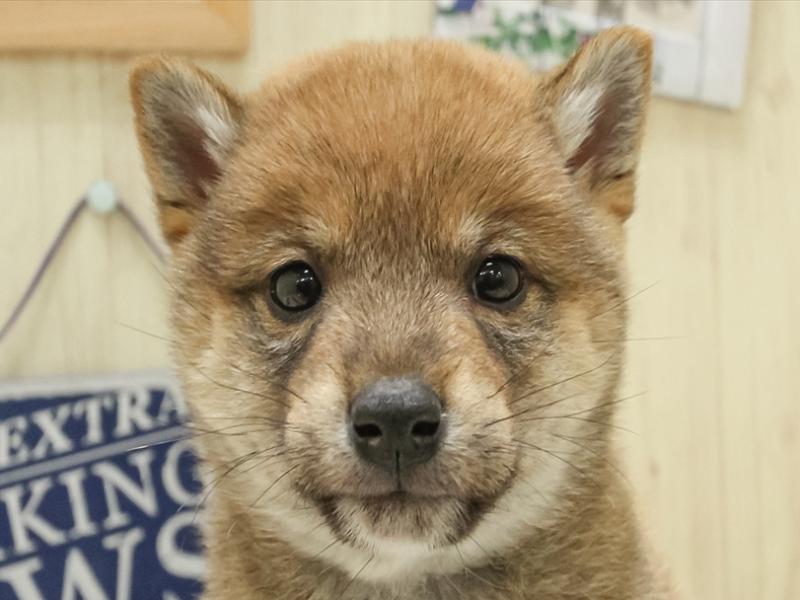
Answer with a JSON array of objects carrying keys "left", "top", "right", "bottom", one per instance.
[{"left": 0, "top": 0, "right": 250, "bottom": 54}]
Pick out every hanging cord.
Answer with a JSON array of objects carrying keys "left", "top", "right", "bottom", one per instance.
[{"left": 0, "top": 181, "right": 167, "bottom": 345}]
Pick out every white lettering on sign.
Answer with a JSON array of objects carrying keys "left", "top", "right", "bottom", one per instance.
[
  {"left": 92, "top": 450, "right": 157, "bottom": 530},
  {"left": 72, "top": 394, "right": 114, "bottom": 447},
  {"left": 162, "top": 440, "right": 201, "bottom": 507},
  {"left": 1, "top": 478, "right": 66, "bottom": 555},
  {"left": 0, "top": 387, "right": 173, "bottom": 470},
  {"left": 103, "top": 527, "right": 146, "bottom": 600},
  {"left": 156, "top": 389, "right": 188, "bottom": 426},
  {"left": 0, "top": 526, "right": 157, "bottom": 600},
  {"left": 30, "top": 404, "right": 73, "bottom": 460},
  {"left": 58, "top": 468, "right": 98, "bottom": 540},
  {"left": 157, "top": 512, "right": 205, "bottom": 580},
  {"left": 0, "top": 557, "right": 44, "bottom": 600},
  {"left": 0, "top": 416, "right": 29, "bottom": 469},
  {"left": 62, "top": 545, "right": 109, "bottom": 600},
  {"left": 114, "top": 388, "right": 154, "bottom": 437}
]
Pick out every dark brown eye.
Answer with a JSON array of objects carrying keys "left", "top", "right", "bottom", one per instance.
[
  {"left": 472, "top": 256, "right": 524, "bottom": 305},
  {"left": 270, "top": 262, "right": 321, "bottom": 313}
]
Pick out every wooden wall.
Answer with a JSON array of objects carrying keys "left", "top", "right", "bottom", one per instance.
[{"left": 1, "top": 2, "right": 797, "bottom": 598}]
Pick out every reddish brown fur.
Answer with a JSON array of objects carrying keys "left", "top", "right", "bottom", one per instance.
[{"left": 131, "top": 28, "right": 672, "bottom": 599}]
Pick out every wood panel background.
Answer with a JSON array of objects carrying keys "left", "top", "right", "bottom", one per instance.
[{"left": 0, "top": 2, "right": 797, "bottom": 598}]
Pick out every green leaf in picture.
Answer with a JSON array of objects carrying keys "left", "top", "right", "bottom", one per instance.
[
  {"left": 529, "top": 28, "right": 553, "bottom": 53},
  {"left": 492, "top": 11, "right": 522, "bottom": 51},
  {"left": 472, "top": 34, "right": 503, "bottom": 51},
  {"left": 558, "top": 27, "right": 578, "bottom": 57}
]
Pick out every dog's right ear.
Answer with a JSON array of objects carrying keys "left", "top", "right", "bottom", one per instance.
[{"left": 130, "top": 57, "right": 243, "bottom": 247}]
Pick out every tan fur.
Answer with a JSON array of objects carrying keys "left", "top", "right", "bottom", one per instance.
[{"left": 131, "top": 28, "right": 671, "bottom": 599}]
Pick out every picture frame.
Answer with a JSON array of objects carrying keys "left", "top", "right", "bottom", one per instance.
[{"left": 435, "top": 0, "right": 752, "bottom": 108}]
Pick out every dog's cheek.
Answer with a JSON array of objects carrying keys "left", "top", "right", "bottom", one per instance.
[
  {"left": 282, "top": 342, "right": 359, "bottom": 495},
  {"left": 173, "top": 290, "right": 289, "bottom": 485},
  {"left": 435, "top": 334, "right": 519, "bottom": 496},
  {"left": 444, "top": 356, "right": 511, "bottom": 440},
  {"left": 512, "top": 295, "right": 624, "bottom": 454}
]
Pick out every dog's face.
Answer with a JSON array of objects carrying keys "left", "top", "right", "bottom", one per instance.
[{"left": 132, "top": 30, "right": 651, "bottom": 580}]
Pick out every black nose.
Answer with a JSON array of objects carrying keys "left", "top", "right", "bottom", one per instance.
[{"left": 349, "top": 378, "right": 444, "bottom": 472}]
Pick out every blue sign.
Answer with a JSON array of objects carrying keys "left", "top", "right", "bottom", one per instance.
[{"left": 0, "top": 371, "right": 204, "bottom": 600}]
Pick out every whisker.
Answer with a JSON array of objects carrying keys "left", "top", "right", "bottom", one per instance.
[
  {"left": 486, "top": 343, "right": 552, "bottom": 400},
  {"left": 187, "top": 423, "right": 280, "bottom": 437},
  {"left": 554, "top": 431, "right": 609, "bottom": 443},
  {"left": 115, "top": 320, "right": 170, "bottom": 343},
  {"left": 308, "top": 538, "right": 340, "bottom": 562},
  {"left": 225, "top": 518, "right": 238, "bottom": 539},
  {"left": 118, "top": 319, "right": 309, "bottom": 408},
  {"left": 507, "top": 353, "right": 616, "bottom": 407},
  {"left": 307, "top": 518, "right": 331, "bottom": 537},
  {"left": 594, "top": 335, "right": 684, "bottom": 343},
  {"left": 590, "top": 281, "right": 659, "bottom": 321},
  {"left": 482, "top": 407, "right": 535, "bottom": 429},
  {"left": 517, "top": 392, "right": 644, "bottom": 426},
  {"left": 511, "top": 438, "right": 587, "bottom": 478},
  {"left": 189, "top": 363, "right": 291, "bottom": 410},
  {"left": 188, "top": 451, "right": 263, "bottom": 524},
  {"left": 562, "top": 391, "right": 645, "bottom": 418},
  {"left": 239, "top": 447, "right": 296, "bottom": 475},
  {"left": 205, "top": 449, "right": 265, "bottom": 477},
  {"left": 250, "top": 464, "right": 300, "bottom": 507},
  {"left": 482, "top": 390, "right": 584, "bottom": 429},
  {"left": 339, "top": 554, "right": 374, "bottom": 595},
  {"left": 440, "top": 573, "right": 466, "bottom": 597},
  {"left": 520, "top": 414, "right": 637, "bottom": 435},
  {"left": 550, "top": 432, "right": 631, "bottom": 487},
  {"left": 465, "top": 534, "right": 495, "bottom": 564},
  {"left": 126, "top": 434, "right": 191, "bottom": 451},
  {"left": 197, "top": 415, "right": 291, "bottom": 423},
  {"left": 453, "top": 542, "right": 506, "bottom": 592}
]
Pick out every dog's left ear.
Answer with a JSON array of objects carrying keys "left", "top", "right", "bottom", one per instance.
[{"left": 537, "top": 27, "right": 652, "bottom": 221}]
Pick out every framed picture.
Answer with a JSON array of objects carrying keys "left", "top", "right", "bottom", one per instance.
[{"left": 435, "top": 0, "right": 752, "bottom": 108}]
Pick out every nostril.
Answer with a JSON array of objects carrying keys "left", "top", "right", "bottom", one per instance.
[
  {"left": 411, "top": 420, "right": 440, "bottom": 438},
  {"left": 354, "top": 423, "right": 382, "bottom": 439}
]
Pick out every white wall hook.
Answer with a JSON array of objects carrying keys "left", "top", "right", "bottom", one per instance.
[{"left": 86, "top": 179, "right": 118, "bottom": 214}]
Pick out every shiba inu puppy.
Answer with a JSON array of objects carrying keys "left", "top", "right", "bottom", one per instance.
[{"left": 131, "top": 27, "right": 671, "bottom": 599}]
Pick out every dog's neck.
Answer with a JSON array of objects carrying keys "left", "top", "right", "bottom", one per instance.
[{"left": 200, "top": 457, "right": 658, "bottom": 600}]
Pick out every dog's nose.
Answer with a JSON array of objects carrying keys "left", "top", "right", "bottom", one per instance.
[{"left": 349, "top": 377, "right": 444, "bottom": 472}]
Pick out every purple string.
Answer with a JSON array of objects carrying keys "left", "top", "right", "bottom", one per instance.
[
  {"left": 0, "top": 195, "right": 167, "bottom": 345},
  {"left": 117, "top": 201, "right": 168, "bottom": 264}
]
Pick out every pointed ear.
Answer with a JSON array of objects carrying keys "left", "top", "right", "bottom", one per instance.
[
  {"left": 130, "top": 57, "right": 243, "bottom": 246},
  {"left": 537, "top": 27, "right": 652, "bottom": 220}
]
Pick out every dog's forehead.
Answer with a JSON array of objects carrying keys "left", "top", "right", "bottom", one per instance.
[
  {"left": 218, "top": 128, "right": 572, "bottom": 272},
  {"left": 204, "top": 41, "right": 602, "bottom": 284}
]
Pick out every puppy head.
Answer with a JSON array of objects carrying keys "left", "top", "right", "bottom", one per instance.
[{"left": 131, "top": 28, "right": 651, "bottom": 581}]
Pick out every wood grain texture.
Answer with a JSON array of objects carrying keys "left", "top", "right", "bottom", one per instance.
[
  {"left": 0, "top": 1, "right": 250, "bottom": 54},
  {"left": 0, "top": 1, "right": 797, "bottom": 598}
]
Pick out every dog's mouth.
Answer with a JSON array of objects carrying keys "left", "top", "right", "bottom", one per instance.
[
  {"left": 290, "top": 431, "right": 520, "bottom": 547},
  {"left": 348, "top": 490, "right": 469, "bottom": 516},
  {"left": 311, "top": 491, "right": 496, "bottom": 548}
]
